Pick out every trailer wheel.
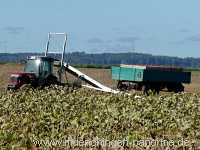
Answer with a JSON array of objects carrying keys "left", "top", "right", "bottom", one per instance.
[
  {"left": 117, "top": 81, "right": 128, "bottom": 91},
  {"left": 167, "top": 83, "right": 175, "bottom": 92},
  {"left": 142, "top": 83, "right": 160, "bottom": 95},
  {"left": 117, "top": 81, "right": 123, "bottom": 89},
  {"left": 117, "top": 81, "right": 121, "bottom": 89},
  {"left": 142, "top": 84, "right": 150, "bottom": 95},
  {"left": 175, "top": 83, "right": 184, "bottom": 93},
  {"left": 152, "top": 88, "right": 160, "bottom": 95},
  {"left": 134, "top": 83, "right": 143, "bottom": 90},
  {"left": 152, "top": 84, "right": 160, "bottom": 95},
  {"left": 167, "top": 83, "right": 184, "bottom": 93}
]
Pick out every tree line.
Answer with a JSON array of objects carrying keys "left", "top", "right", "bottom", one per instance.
[{"left": 0, "top": 52, "right": 200, "bottom": 69}]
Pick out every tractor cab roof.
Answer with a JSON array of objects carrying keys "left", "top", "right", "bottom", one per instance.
[{"left": 27, "top": 56, "right": 58, "bottom": 62}]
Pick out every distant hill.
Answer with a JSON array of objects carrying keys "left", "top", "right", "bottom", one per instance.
[{"left": 0, "top": 52, "right": 200, "bottom": 68}]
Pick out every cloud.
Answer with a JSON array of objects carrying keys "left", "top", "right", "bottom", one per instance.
[
  {"left": 0, "top": 40, "right": 7, "bottom": 44},
  {"left": 112, "top": 27, "right": 121, "bottom": 31},
  {"left": 105, "top": 40, "right": 112, "bottom": 43},
  {"left": 170, "top": 40, "right": 186, "bottom": 45},
  {"left": 87, "top": 38, "right": 104, "bottom": 44},
  {"left": 3, "top": 26, "right": 25, "bottom": 35},
  {"left": 117, "top": 36, "right": 140, "bottom": 43},
  {"left": 171, "top": 34, "right": 200, "bottom": 45},
  {"left": 179, "top": 28, "right": 190, "bottom": 33},
  {"left": 186, "top": 34, "right": 200, "bottom": 42}
]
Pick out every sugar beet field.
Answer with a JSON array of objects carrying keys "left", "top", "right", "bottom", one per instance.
[{"left": 0, "top": 64, "right": 200, "bottom": 149}]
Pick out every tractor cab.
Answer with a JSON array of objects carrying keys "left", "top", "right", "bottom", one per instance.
[
  {"left": 24, "top": 56, "right": 55, "bottom": 79},
  {"left": 7, "top": 56, "right": 58, "bottom": 90},
  {"left": 7, "top": 33, "right": 67, "bottom": 90}
]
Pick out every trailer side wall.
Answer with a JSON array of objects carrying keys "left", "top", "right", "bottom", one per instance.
[
  {"left": 143, "top": 70, "right": 191, "bottom": 83},
  {"left": 111, "top": 66, "right": 143, "bottom": 82},
  {"left": 111, "top": 66, "right": 191, "bottom": 83}
]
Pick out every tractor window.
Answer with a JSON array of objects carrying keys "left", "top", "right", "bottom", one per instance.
[
  {"left": 24, "top": 60, "right": 40, "bottom": 76},
  {"left": 43, "top": 61, "right": 51, "bottom": 72},
  {"left": 42, "top": 61, "right": 52, "bottom": 75}
]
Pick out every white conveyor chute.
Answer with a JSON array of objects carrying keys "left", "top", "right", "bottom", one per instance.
[
  {"left": 63, "top": 63, "right": 119, "bottom": 93},
  {"left": 45, "top": 33, "right": 118, "bottom": 94}
]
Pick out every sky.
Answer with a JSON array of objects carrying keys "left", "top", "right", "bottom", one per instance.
[{"left": 0, "top": 0, "right": 200, "bottom": 58}]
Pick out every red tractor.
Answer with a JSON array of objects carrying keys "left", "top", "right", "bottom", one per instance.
[
  {"left": 7, "top": 33, "right": 67, "bottom": 90},
  {"left": 7, "top": 56, "right": 59, "bottom": 90}
]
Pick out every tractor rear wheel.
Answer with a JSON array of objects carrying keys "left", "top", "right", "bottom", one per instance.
[{"left": 42, "top": 75, "right": 58, "bottom": 87}]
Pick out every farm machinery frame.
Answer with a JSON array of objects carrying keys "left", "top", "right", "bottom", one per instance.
[
  {"left": 7, "top": 33, "right": 116, "bottom": 93},
  {"left": 7, "top": 32, "right": 192, "bottom": 94}
]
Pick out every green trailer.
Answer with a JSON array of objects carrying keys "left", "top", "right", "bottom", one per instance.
[{"left": 111, "top": 64, "right": 191, "bottom": 94}]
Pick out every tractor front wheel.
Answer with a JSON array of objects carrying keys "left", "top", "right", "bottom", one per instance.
[{"left": 20, "top": 84, "right": 32, "bottom": 90}]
